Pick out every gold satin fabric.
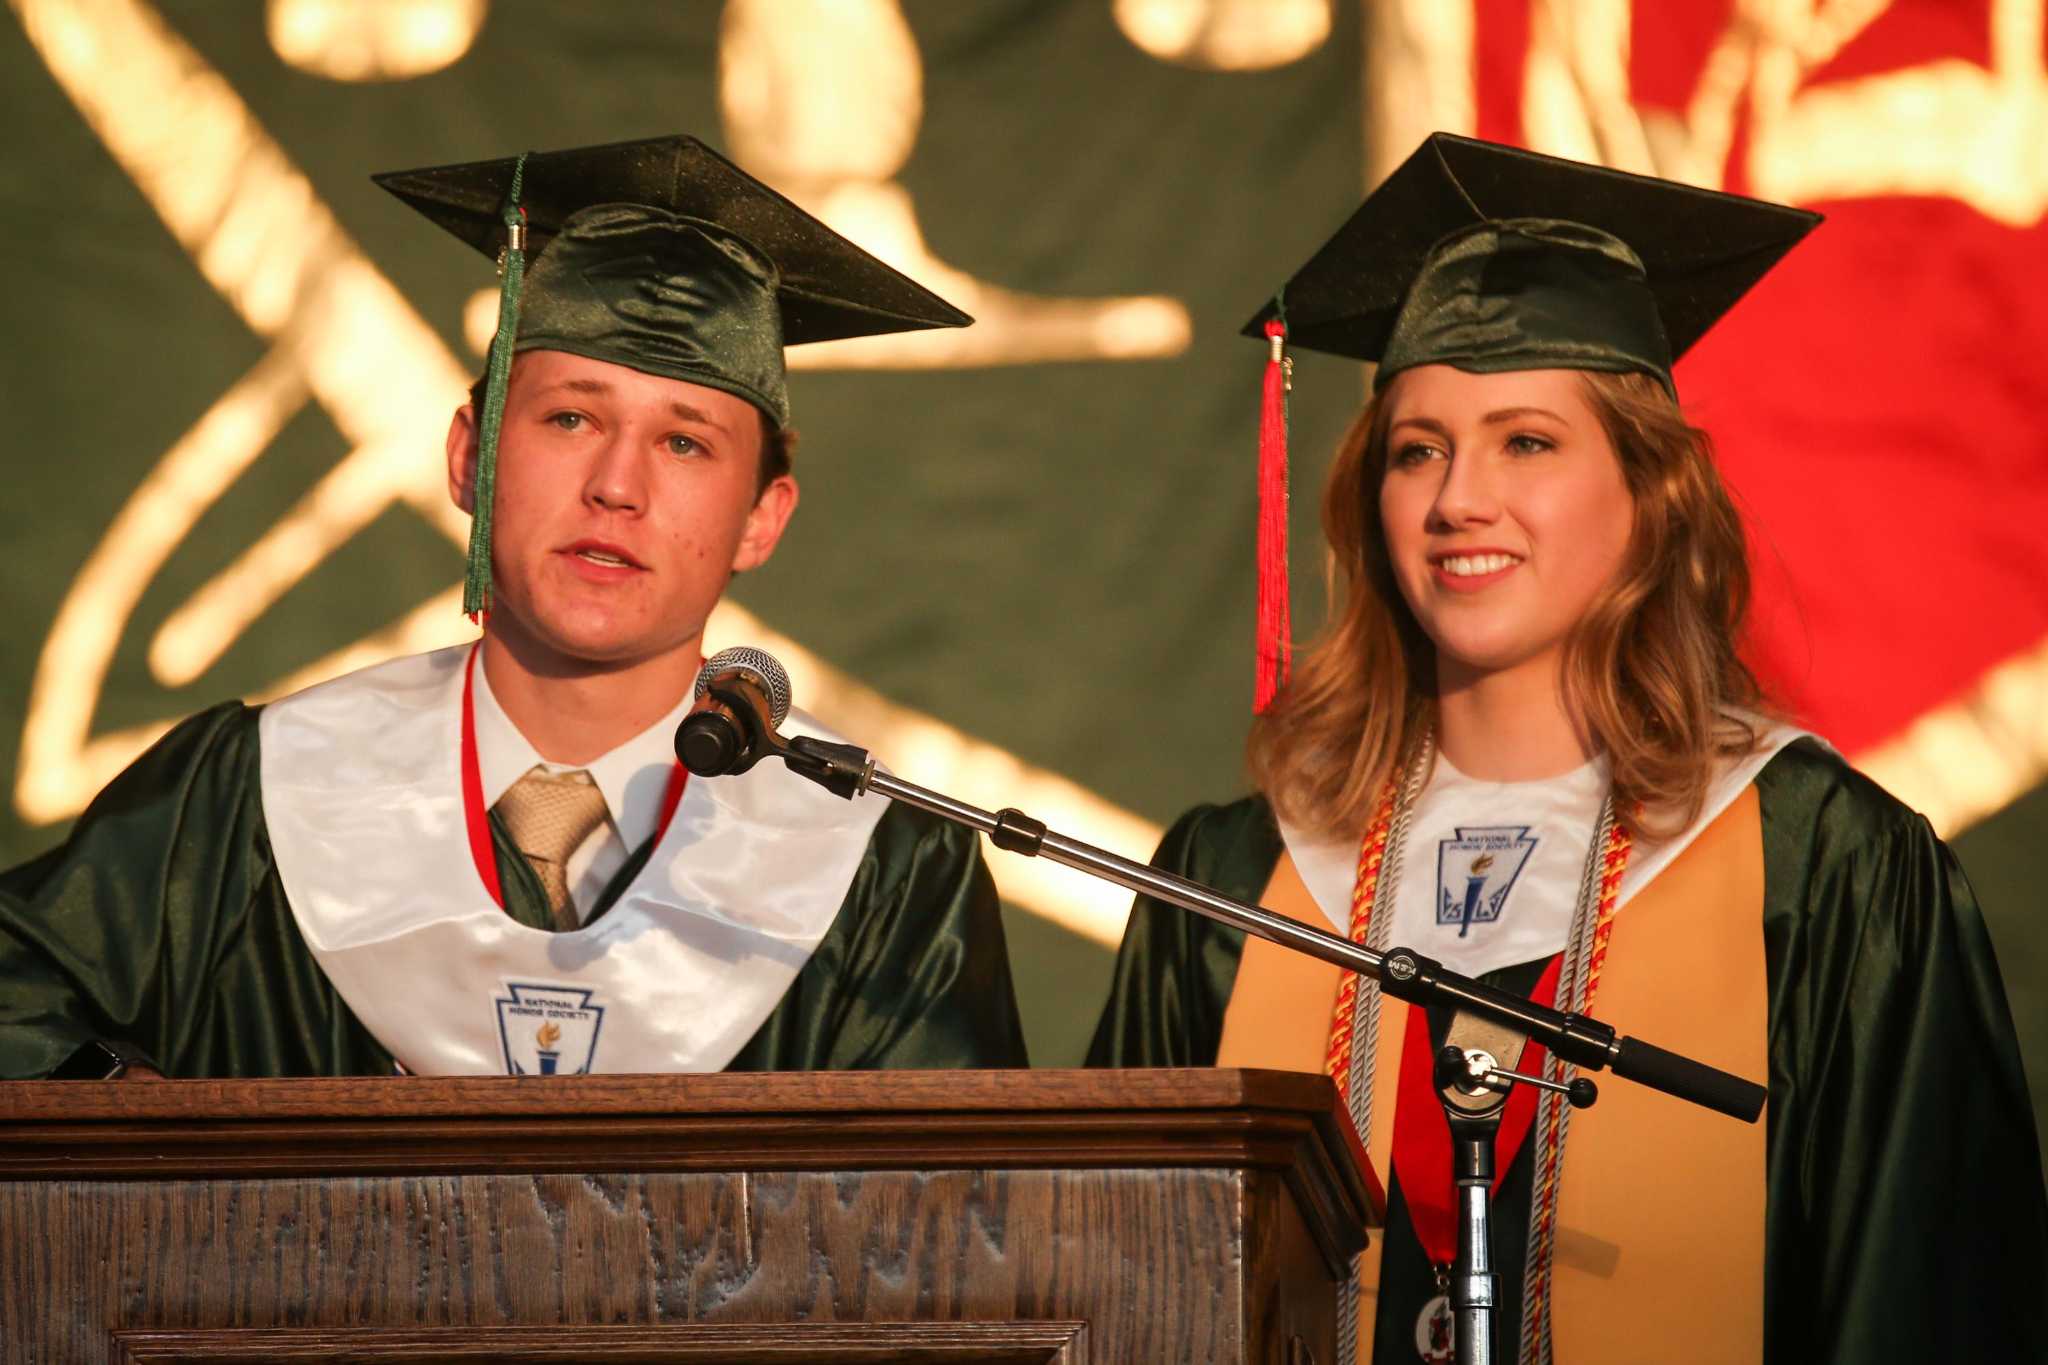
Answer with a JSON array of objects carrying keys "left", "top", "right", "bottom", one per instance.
[{"left": 1217, "top": 790, "right": 1768, "bottom": 1363}]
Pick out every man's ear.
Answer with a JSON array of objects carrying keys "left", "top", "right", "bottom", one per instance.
[
  {"left": 446, "top": 402, "right": 480, "bottom": 514},
  {"left": 732, "top": 475, "right": 800, "bottom": 574}
]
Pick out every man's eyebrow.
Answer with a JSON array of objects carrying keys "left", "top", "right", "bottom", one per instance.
[
  {"left": 532, "top": 379, "right": 735, "bottom": 435},
  {"left": 669, "top": 401, "right": 733, "bottom": 435}
]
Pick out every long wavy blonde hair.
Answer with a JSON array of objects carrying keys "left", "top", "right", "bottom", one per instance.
[{"left": 1248, "top": 369, "right": 1765, "bottom": 839}]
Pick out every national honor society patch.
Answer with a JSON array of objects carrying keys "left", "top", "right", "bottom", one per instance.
[
  {"left": 1436, "top": 827, "right": 1538, "bottom": 937},
  {"left": 495, "top": 982, "right": 606, "bottom": 1075}
]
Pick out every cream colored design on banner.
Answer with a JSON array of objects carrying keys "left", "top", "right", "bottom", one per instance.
[
  {"left": 719, "top": 0, "right": 1191, "bottom": 368},
  {"left": 7, "top": 0, "right": 1162, "bottom": 947},
  {"left": 266, "top": 0, "right": 485, "bottom": 81},
  {"left": 10, "top": 0, "right": 475, "bottom": 825},
  {"left": 1114, "top": 0, "right": 1331, "bottom": 70},
  {"left": 1358, "top": 0, "right": 2048, "bottom": 830},
  {"left": 1366, "top": 0, "right": 2048, "bottom": 219}
]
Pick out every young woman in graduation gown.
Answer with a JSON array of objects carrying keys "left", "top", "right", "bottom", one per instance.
[{"left": 1087, "top": 135, "right": 2047, "bottom": 1364}]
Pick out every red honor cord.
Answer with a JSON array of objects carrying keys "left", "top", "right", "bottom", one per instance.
[{"left": 459, "top": 646, "right": 687, "bottom": 909}]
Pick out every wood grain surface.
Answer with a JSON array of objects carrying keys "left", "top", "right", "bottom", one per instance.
[
  {"left": 0, "top": 1070, "right": 1370, "bottom": 1363},
  {"left": 109, "top": 1322, "right": 1090, "bottom": 1361}
]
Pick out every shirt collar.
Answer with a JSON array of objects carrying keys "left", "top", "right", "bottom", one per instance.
[{"left": 471, "top": 652, "right": 691, "bottom": 854}]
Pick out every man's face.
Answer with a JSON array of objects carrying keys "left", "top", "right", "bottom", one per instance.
[{"left": 446, "top": 350, "right": 797, "bottom": 673}]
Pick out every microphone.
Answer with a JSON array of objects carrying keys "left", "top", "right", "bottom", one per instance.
[{"left": 675, "top": 646, "right": 793, "bottom": 776}]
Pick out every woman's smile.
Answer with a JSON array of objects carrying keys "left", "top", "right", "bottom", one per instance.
[{"left": 1429, "top": 548, "right": 1525, "bottom": 592}]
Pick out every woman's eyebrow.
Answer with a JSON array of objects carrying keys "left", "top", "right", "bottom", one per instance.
[{"left": 1481, "top": 406, "right": 1567, "bottom": 425}]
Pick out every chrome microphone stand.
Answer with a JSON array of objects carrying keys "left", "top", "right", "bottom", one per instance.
[
  {"left": 751, "top": 727, "right": 1764, "bottom": 1122},
  {"left": 684, "top": 694, "right": 1765, "bottom": 1365}
]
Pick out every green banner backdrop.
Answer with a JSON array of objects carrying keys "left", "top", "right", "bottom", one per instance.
[{"left": 2, "top": 0, "right": 2041, "bottom": 1171}]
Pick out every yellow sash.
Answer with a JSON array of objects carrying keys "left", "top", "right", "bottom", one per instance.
[{"left": 1217, "top": 789, "right": 1769, "bottom": 1363}]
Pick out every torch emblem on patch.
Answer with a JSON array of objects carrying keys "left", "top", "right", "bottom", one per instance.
[
  {"left": 495, "top": 982, "right": 605, "bottom": 1075},
  {"left": 1436, "top": 827, "right": 1538, "bottom": 938}
]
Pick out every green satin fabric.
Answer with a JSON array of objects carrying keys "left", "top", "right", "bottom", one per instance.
[
  {"left": 1375, "top": 218, "right": 1676, "bottom": 397},
  {"left": 517, "top": 204, "right": 791, "bottom": 426},
  {"left": 0, "top": 705, "right": 391, "bottom": 1078},
  {"left": 1085, "top": 739, "right": 2048, "bottom": 1361},
  {"left": 727, "top": 800, "right": 1029, "bottom": 1071},
  {"left": 0, "top": 702, "right": 1028, "bottom": 1078},
  {"left": 1083, "top": 796, "right": 1280, "bottom": 1069},
  {"left": 1752, "top": 742, "right": 2046, "bottom": 1360}
]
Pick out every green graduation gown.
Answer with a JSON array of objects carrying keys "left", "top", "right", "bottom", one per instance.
[
  {"left": 1086, "top": 739, "right": 2047, "bottom": 1362},
  {"left": 0, "top": 699, "right": 1028, "bottom": 1079}
]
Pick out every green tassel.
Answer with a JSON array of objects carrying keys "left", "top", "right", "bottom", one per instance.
[{"left": 464, "top": 151, "right": 531, "bottom": 621}]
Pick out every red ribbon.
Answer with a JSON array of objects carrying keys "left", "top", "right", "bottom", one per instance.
[
  {"left": 1388, "top": 953, "right": 1564, "bottom": 1265},
  {"left": 459, "top": 645, "right": 687, "bottom": 910}
]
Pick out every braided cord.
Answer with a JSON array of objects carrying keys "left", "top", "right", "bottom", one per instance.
[
  {"left": 1320, "top": 738, "right": 1632, "bottom": 1363},
  {"left": 463, "top": 150, "right": 530, "bottom": 621},
  {"left": 1330, "top": 739, "right": 1432, "bottom": 1365},
  {"left": 1517, "top": 802, "right": 1631, "bottom": 1363}
]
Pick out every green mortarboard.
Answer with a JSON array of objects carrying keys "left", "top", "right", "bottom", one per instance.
[
  {"left": 376, "top": 134, "right": 973, "bottom": 617},
  {"left": 1237, "top": 133, "right": 1819, "bottom": 711},
  {"left": 1242, "top": 133, "right": 1820, "bottom": 394}
]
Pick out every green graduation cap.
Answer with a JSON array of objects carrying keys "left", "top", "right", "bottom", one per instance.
[
  {"left": 1242, "top": 132, "right": 1821, "bottom": 393},
  {"left": 1237, "top": 133, "right": 1820, "bottom": 711},
  {"left": 376, "top": 134, "right": 973, "bottom": 618}
]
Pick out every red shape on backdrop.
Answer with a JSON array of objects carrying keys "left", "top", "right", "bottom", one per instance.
[
  {"left": 1807, "top": 1, "right": 1995, "bottom": 84},
  {"left": 1626, "top": 1, "right": 1734, "bottom": 110},
  {"left": 1473, "top": 0, "right": 1531, "bottom": 145},
  {"left": 1470, "top": 0, "right": 2048, "bottom": 755}
]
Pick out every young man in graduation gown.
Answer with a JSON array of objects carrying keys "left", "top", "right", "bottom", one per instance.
[
  {"left": 1088, "top": 135, "right": 2046, "bottom": 1362},
  {"left": 0, "top": 135, "right": 1029, "bottom": 1081}
]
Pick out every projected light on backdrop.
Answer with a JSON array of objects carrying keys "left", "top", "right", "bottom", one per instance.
[
  {"left": 10, "top": 0, "right": 2047, "bottom": 944},
  {"left": 1113, "top": 0, "right": 1332, "bottom": 70},
  {"left": 11, "top": 0, "right": 1292, "bottom": 949},
  {"left": 1360, "top": 0, "right": 2048, "bottom": 838},
  {"left": 266, "top": 0, "right": 486, "bottom": 82}
]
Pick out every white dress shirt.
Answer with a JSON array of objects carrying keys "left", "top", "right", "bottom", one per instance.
[{"left": 471, "top": 658, "right": 694, "bottom": 922}]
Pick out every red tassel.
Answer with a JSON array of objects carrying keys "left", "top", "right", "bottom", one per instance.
[{"left": 1255, "top": 318, "right": 1292, "bottom": 713}]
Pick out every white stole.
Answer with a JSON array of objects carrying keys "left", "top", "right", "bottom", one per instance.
[{"left": 258, "top": 644, "right": 886, "bottom": 1076}]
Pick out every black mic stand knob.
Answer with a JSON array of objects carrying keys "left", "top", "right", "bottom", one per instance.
[{"left": 677, "top": 710, "right": 746, "bottom": 776}]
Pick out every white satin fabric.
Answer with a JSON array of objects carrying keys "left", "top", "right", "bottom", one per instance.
[
  {"left": 257, "top": 644, "right": 886, "bottom": 1076},
  {"left": 469, "top": 654, "right": 689, "bottom": 920},
  {"left": 1277, "top": 722, "right": 1811, "bottom": 974}
]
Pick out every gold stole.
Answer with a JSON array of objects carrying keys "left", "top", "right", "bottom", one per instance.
[{"left": 1216, "top": 789, "right": 1769, "bottom": 1364}]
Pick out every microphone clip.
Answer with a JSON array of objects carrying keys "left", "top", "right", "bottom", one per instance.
[{"left": 782, "top": 735, "right": 875, "bottom": 801}]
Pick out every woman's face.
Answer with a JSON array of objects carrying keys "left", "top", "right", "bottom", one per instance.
[{"left": 1378, "top": 364, "right": 1634, "bottom": 691}]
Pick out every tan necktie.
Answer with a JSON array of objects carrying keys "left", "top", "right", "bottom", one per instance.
[{"left": 492, "top": 766, "right": 609, "bottom": 931}]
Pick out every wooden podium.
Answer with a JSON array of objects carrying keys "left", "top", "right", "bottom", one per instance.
[{"left": 0, "top": 1069, "right": 1379, "bottom": 1363}]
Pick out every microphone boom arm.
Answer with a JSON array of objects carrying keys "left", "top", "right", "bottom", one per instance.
[{"left": 774, "top": 733, "right": 1766, "bottom": 1124}]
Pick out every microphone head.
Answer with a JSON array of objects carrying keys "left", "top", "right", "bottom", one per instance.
[{"left": 694, "top": 645, "right": 792, "bottom": 728}]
